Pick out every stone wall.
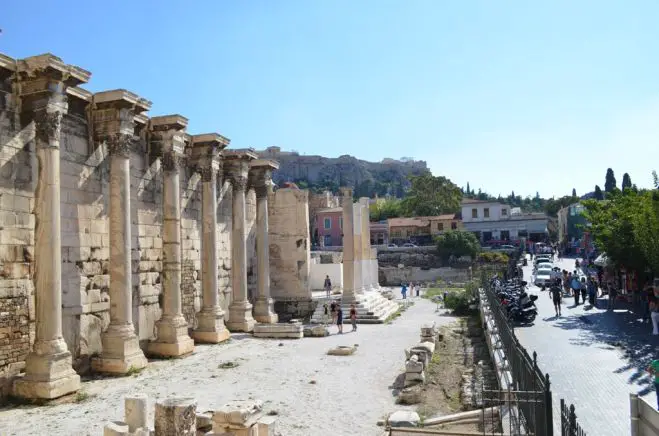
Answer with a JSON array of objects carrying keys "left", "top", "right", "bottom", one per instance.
[
  {"left": 0, "top": 80, "right": 35, "bottom": 396},
  {"left": 0, "top": 85, "right": 239, "bottom": 381},
  {"left": 379, "top": 266, "right": 471, "bottom": 286},
  {"left": 267, "top": 188, "right": 311, "bottom": 302},
  {"left": 377, "top": 250, "right": 443, "bottom": 268}
]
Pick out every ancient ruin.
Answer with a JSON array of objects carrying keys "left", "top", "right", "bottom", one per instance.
[
  {"left": 0, "top": 51, "right": 399, "bottom": 403},
  {"left": 0, "top": 52, "right": 319, "bottom": 401}
]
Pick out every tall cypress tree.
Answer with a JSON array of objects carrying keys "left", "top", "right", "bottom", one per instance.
[
  {"left": 621, "top": 173, "right": 632, "bottom": 190},
  {"left": 594, "top": 185, "right": 603, "bottom": 200},
  {"left": 604, "top": 168, "right": 616, "bottom": 193}
]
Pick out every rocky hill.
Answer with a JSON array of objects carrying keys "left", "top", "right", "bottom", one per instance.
[{"left": 256, "top": 146, "right": 428, "bottom": 197}]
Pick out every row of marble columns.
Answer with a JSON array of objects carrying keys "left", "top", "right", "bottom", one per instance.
[
  {"left": 340, "top": 189, "right": 380, "bottom": 303},
  {"left": 11, "top": 56, "right": 278, "bottom": 400}
]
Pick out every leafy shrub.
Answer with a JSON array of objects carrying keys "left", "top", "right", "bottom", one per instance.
[
  {"left": 477, "top": 252, "right": 509, "bottom": 264},
  {"left": 444, "top": 289, "right": 471, "bottom": 315}
]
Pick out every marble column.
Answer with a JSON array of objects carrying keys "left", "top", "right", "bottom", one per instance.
[
  {"left": 224, "top": 150, "right": 258, "bottom": 332},
  {"left": 249, "top": 160, "right": 280, "bottom": 324},
  {"left": 352, "top": 202, "right": 364, "bottom": 294},
  {"left": 191, "top": 134, "right": 231, "bottom": 343},
  {"left": 13, "top": 54, "right": 89, "bottom": 399},
  {"left": 359, "top": 199, "right": 373, "bottom": 291},
  {"left": 341, "top": 188, "right": 359, "bottom": 303},
  {"left": 148, "top": 116, "right": 194, "bottom": 357},
  {"left": 91, "top": 90, "right": 149, "bottom": 374}
]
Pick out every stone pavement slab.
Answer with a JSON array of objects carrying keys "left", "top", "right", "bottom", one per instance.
[{"left": 515, "top": 257, "right": 658, "bottom": 436}]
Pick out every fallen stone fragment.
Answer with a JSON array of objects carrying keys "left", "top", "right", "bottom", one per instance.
[
  {"left": 103, "top": 421, "right": 129, "bottom": 436},
  {"left": 327, "top": 345, "right": 356, "bottom": 356},
  {"left": 388, "top": 410, "right": 421, "bottom": 428},
  {"left": 212, "top": 399, "right": 263, "bottom": 431},
  {"left": 154, "top": 397, "right": 197, "bottom": 436},
  {"left": 125, "top": 394, "right": 148, "bottom": 433},
  {"left": 303, "top": 325, "right": 330, "bottom": 337}
]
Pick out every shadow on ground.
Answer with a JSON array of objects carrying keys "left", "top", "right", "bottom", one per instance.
[{"left": 552, "top": 301, "right": 658, "bottom": 396}]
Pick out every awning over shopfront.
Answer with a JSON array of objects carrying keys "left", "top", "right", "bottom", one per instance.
[{"left": 594, "top": 253, "right": 610, "bottom": 267}]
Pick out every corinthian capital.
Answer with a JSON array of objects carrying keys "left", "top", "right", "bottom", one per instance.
[
  {"left": 106, "top": 133, "right": 134, "bottom": 157},
  {"left": 34, "top": 110, "right": 63, "bottom": 145}
]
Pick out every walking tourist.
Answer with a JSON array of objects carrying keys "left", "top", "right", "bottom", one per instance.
[
  {"left": 401, "top": 283, "right": 408, "bottom": 299},
  {"left": 571, "top": 274, "right": 581, "bottom": 305},
  {"left": 587, "top": 276, "right": 598, "bottom": 306},
  {"left": 415, "top": 283, "right": 421, "bottom": 297},
  {"left": 324, "top": 275, "right": 332, "bottom": 298},
  {"left": 330, "top": 300, "right": 338, "bottom": 324},
  {"left": 580, "top": 277, "right": 587, "bottom": 304},
  {"left": 350, "top": 304, "right": 357, "bottom": 332},
  {"left": 336, "top": 305, "right": 344, "bottom": 334},
  {"left": 322, "top": 303, "right": 330, "bottom": 325},
  {"left": 549, "top": 279, "right": 562, "bottom": 317},
  {"left": 646, "top": 358, "right": 659, "bottom": 409},
  {"left": 650, "top": 280, "right": 659, "bottom": 336},
  {"left": 607, "top": 281, "right": 618, "bottom": 312}
]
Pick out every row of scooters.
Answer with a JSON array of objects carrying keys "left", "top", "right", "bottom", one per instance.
[{"left": 490, "top": 277, "right": 538, "bottom": 324}]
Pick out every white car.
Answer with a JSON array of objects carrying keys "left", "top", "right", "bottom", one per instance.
[{"left": 534, "top": 269, "right": 553, "bottom": 286}]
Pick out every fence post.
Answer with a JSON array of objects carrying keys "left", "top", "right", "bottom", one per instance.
[
  {"left": 569, "top": 404, "right": 577, "bottom": 436},
  {"left": 629, "top": 393, "right": 639, "bottom": 436},
  {"left": 545, "top": 374, "right": 553, "bottom": 436}
]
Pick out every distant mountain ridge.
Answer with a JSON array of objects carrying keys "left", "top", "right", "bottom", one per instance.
[{"left": 256, "top": 146, "right": 429, "bottom": 197}]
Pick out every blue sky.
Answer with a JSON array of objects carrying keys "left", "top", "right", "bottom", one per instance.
[{"left": 3, "top": 1, "right": 659, "bottom": 198}]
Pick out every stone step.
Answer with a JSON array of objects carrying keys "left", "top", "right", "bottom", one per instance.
[{"left": 310, "top": 291, "right": 401, "bottom": 324}]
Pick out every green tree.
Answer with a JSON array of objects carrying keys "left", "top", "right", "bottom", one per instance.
[
  {"left": 466, "top": 182, "right": 471, "bottom": 196},
  {"left": 605, "top": 168, "right": 617, "bottom": 193},
  {"left": 369, "top": 198, "right": 403, "bottom": 221},
  {"left": 435, "top": 230, "right": 481, "bottom": 262},
  {"left": 572, "top": 188, "right": 577, "bottom": 197},
  {"left": 630, "top": 189, "right": 659, "bottom": 274},
  {"left": 400, "top": 173, "right": 462, "bottom": 217},
  {"left": 594, "top": 185, "right": 604, "bottom": 200},
  {"left": 582, "top": 191, "right": 647, "bottom": 271},
  {"left": 653, "top": 170, "right": 658, "bottom": 188},
  {"left": 622, "top": 173, "right": 632, "bottom": 191}
]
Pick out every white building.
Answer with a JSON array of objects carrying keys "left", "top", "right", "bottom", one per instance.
[{"left": 461, "top": 199, "right": 549, "bottom": 243}]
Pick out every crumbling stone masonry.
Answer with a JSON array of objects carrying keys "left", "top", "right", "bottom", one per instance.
[{"left": 0, "top": 52, "right": 289, "bottom": 401}]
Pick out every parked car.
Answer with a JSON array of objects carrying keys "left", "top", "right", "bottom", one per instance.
[
  {"left": 534, "top": 269, "right": 553, "bottom": 286},
  {"left": 387, "top": 244, "right": 398, "bottom": 248},
  {"left": 402, "top": 243, "right": 418, "bottom": 248}
]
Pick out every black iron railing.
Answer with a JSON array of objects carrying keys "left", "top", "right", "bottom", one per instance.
[{"left": 560, "top": 399, "right": 587, "bottom": 436}]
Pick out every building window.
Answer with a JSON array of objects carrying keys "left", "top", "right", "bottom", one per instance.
[
  {"left": 451, "top": 222, "right": 457, "bottom": 230},
  {"left": 340, "top": 217, "right": 343, "bottom": 229},
  {"left": 438, "top": 223, "right": 444, "bottom": 231},
  {"left": 471, "top": 208, "right": 478, "bottom": 218},
  {"left": 502, "top": 208, "right": 508, "bottom": 216},
  {"left": 323, "top": 235, "right": 332, "bottom": 246},
  {"left": 484, "top": 208, "right": 490, "bottom": 218},
  {"left": 324, "top": 218, "right": 331, "bottom": 229}
]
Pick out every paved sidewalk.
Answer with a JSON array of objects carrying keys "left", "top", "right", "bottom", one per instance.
[{"left": 515, "top": 258, "right": 658, "bottom": 436}]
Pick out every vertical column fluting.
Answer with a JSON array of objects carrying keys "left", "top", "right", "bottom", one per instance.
[
  {"left": 14, "top": 104, "right": 81, "bottom": 399},
  {"left": 92, "top": 132, "right": 147, "bottom": 374},
  {"left": 341, "top": 188, "right": 359, "bottom": 303},
  {"left": 352, "top": 202, "right": 364, "bottom": 294},
  {"left": 191, "top": 134, "right": 230, "bottom": 343},
  {"left": 250, "top": 161, "right": 279, "bottom": 323},
  {"left": 225, "top": 153, "right": 257, "bottom": 332},
  {"left": 148, "top": 117, "right": 194, "bottom": 357}
]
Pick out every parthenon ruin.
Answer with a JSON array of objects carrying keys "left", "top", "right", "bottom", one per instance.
[{"left": 0, "top": 52, "right": 397, "bottom": 402}]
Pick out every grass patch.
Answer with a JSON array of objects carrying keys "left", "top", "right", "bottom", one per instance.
[
  {"left": 126, "top": 366, "right": 144, "bottom": 377},
  {"left": 422, "top": 287, "right": 465, "bottom": 299},
  {"left": 74, "top": 390, "right": 91, "bottom": 403},
  {"left": 218, "top": 360, "right": 240, "bottom": 369},
  {"left": 385, "top": 301, "right": 414, "bottom": 324}
]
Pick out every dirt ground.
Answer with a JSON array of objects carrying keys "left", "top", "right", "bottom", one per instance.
[{"left": 415, "top": 315, "right": 498, "bottom": 434}]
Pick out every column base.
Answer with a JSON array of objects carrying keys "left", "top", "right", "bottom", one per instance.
[
  {"left": 91, "top": 324, "right": 148, "bottom": 375},
  {"left": 148, "top": 315, "right": 194, "bottom": 358},
  {"left": 13, "top": 342, "right": 80, "bottom": 400},
  {"left": 192, "top": 307, "right": 231, "bottom": 344},
  {"left": 253, "top": 297, "right": 278, "bottom": 324},
  {"left": 226, "top": 301, "right": 256, "bottom": 332}
]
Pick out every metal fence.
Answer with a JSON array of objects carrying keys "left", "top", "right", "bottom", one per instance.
[
  {"left": 482, "top": 275, "right": 554, "bottom": 436},
  {"left": 480, "top": 253, "right": 588, "bottom": 436},
  {"left": 560, "top": 400, "right": 587, "bottom": 436}
]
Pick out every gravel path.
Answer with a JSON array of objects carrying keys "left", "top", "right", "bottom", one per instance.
[{"left": 0, "top": 296, "right": 452, "bottom": 436}]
